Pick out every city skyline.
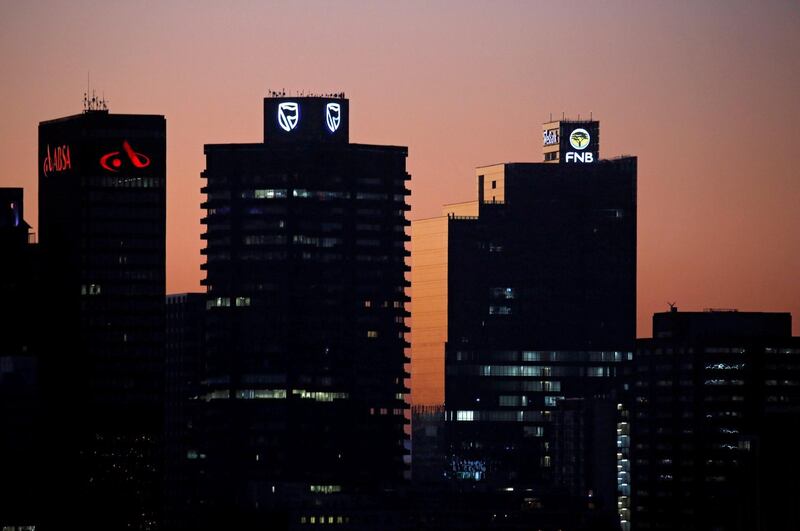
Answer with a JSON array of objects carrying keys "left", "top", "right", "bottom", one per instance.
[
  {"left": 1, "top": 1, "right": 799, "bottom": 344},
  {"left": 3, "top": 3, "right": 800, "bottom": 529}
]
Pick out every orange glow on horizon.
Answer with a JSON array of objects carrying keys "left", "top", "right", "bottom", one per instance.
[{"left": 2, "top": 3, "right": 799, "bottom": 407}]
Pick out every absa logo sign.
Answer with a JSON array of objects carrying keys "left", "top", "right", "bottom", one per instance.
[
  {"left": 100, "top": 140, "right": 151, "bottom": 172},
  {"left": 42, "top": 144, "right": 72, "bottom": 177}
]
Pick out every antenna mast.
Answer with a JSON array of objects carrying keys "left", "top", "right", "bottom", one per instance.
[{"left": 83, "top": 72, "right": 109, "bottom": 112}]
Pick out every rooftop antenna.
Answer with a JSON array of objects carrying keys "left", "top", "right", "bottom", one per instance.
[
  {"left": 83, "top": 71, "right": 90, "bottom": 112},
  {"left": 83, "top": 72, "right": 109, "bottom": 113},
  {"left": 668, "top": 301, "right": 677, "bottom": 312},
  {"left": 590, "top": 111, "right": 593, "bottom": 121}
]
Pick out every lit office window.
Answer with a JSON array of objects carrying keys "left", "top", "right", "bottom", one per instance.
[
  {"left": 255, "top": 189, "right": 287, "bottom": 199},
  {"left": 490, "top": 287, "right": 516, "bottom": 299},
  {"left": 206, "top": 297, "right": 231, "bottom": 309},
  {"left": 522, "top": 351, "right": 541, "bottom": 361},
  {"left": 457, "top": 410, "right": 475, "bottom": 421},
  {"left": 544, "top": 396, "right": 563, "bottom": 407},
  {"left": 81, "top": 284, "right": 102, "bottom": 296}
]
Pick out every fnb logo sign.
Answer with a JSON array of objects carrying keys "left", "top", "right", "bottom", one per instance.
[
  {"left": 100, "top": 140, "right": 151, "bottom": 172},
  {"left": 42, "top": 144, "right": 72, "bottom": 177},
  {"left": 565, "top": 128, "right": 594, "bottom": 163},
  {"left": 565, "top": 152, "right": 594, "bottom": 163}
]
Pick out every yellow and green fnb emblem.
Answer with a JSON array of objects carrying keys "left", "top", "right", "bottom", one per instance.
[{"left": 569, "top": 128, "right": 591, "bottom": 150}]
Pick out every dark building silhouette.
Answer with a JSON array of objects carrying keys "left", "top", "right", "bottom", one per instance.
[
  {"left": 165, "top": 293, "right": 207, "bottom": 529},
  {"left": 411, "top": 119, "right": 636, "bottom": 526},
  {"left": 630, "top": 308, "right": 800, "bottom": 531},
  {"left": 37, "top": 109, "right": 166, "bottom": 529},
  {"left": 192, "top": 94, "right": 410, "bottom": 527},
  {"left": 0, "top": 189, "right": 42, "bottom": 530},
  {"left": 552, "top": 397, "right": 619, "bottom": 529},
  {"left": 411, "top": 405, "right": 447, "bottom": 484}
]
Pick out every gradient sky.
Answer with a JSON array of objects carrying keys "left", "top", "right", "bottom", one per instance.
[{"left": 1, "top": 1, "right": 799, "bottom": 337}]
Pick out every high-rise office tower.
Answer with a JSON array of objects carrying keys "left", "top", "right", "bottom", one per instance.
[
  {"left": 411, "top": 120, "right": 636, "bottom": 515},
  {"left": 0, "top": 189, "right": 42, "bottom": 529},
  {"left": 631, "top": 309, "right": 800, "bottom": 531},
  {"left": 38, "top": 106, "right": 166, "bottom": 529},
  {"left": 164, "top": 292, "right": 207, "bottom": 529},
  {"left": 195, "top": 94, "right": 410, "bottom": 526}
]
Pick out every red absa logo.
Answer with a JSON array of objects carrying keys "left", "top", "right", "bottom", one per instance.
[
  {"left": 100, "top": 140, "right": 151, "bottom": 172},
  {"left": 42, "top": 144, "right": 72, "bottom": 177}
]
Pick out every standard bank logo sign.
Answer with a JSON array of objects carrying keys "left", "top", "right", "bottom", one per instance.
[
  {"left": 326, "top": 103, "right": 341, "bottom": 133},
  {"left": 278, "top": 102, "right": 300, "bottom": 132}
]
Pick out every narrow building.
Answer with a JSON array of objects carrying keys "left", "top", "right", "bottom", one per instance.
[{"left": 38, "top": 104, "right": 166, "bottom": 529}]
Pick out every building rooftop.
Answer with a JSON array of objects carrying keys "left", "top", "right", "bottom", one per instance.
[{"left": 650, "top": 307, "right": 792, "bottom": 340}]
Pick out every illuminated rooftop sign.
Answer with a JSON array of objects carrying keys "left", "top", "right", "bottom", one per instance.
[
  {"left": 569, "top": 128, "right": 590, "bottom": 150},
  {"left": 542, "top": 119, "right": 599, "bottom": 163},
  {"left": 560, "top": 123, "right": 598, "bottom": 164},
  {"left": 42, "top": 144, "right": 72, "bottom": 177},
  {"left": 100, "top": 140, "right": 151, "bottom": 172},
  {"left": 326, "top": 103, "right": 341, "bottom": 133},
  {"left": 39, "top": 114, "right": 166, "bottom": 183},
  {"left": 264, "top": 97, "right": 349, "bottom": 143},
  {"left": 543, "top": 129, "right": 558, "bottom": 146},
  {"left": 278, "top": 102, "right": 300, "bottom": 132}
]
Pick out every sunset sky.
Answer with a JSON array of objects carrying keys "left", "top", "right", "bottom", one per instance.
[{"left": 1, "top": 1, "right": 798, "bottom": 337}]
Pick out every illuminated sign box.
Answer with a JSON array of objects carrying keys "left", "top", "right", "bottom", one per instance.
[
  {"left": 264, "top": 97, "right": 349, "bottom": 144},
  {"left": 559, "top": 121, "right": 599, "bottom": 164},
  {"left": 39, "top": 115, "right": 165, "bottom": 181},
  {"left": 543, "top": 129, "right": 558, "bottom": 147}
]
